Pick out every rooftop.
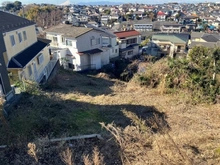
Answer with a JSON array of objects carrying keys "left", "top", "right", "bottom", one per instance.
[
  {"left": 114, "top": 30, "right": 140, "bottom": 39},
  {"left": 45, "top": 24, "right": 93, "bottom": 38},
  {"left": 8, "top": 38, "right": 51, "bottom": 68},
  {"left": 0, "top": 11, "right": 35, "bottom": 32}
]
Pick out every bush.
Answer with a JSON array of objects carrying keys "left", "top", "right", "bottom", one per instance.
[{"left": 134, "top": 46, "right": 220, "bottom": 104}]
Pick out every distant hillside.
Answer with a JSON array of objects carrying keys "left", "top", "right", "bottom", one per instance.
[{"left": 78, "top": 1, "right": 123, "bottom": 5}]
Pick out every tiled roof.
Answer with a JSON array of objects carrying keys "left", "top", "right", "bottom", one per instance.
[
  {"left": 0, "top": 11, "right": 35, "bottom": 32},
  {"left": 201, "top": 34, "right": 219, "bottom": 42},
  {"left": 114, "top": 30, "right": 140, "bottom": 39},
  {"left": 45, "top": 24, "right": 93, "bottom": 38},
  {"left": 152, "top": 33, "right": 189, "bottom": 44},
  {"left": 8, "top": 38, "right": 51, "bottom": 68},
  {"left": 157, "top": 11, "right": 165, "bottom": 15}
]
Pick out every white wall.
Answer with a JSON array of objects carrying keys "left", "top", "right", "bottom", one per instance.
[
  {"left": 90, "top": 54, "right": 101, "bottom": 69},
  {"left": 101, "top": 48, "right": 110, "bottom": 66},
  {"left": 76, "top": 31, "right": 102, "bottom": 52}
]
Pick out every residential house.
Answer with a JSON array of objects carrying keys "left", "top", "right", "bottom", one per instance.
[
  {"left": 188, "top": 32, "right": 220, "bottom": 50},
  {"left": 157, "top": 11, "right": 166, "bottom": 21},
  {"left": 149, "top": 33, "right": 190, "bottom": 58},
  {"left": 114, "top": 30, "right": 141, "bottom": 59},
  {"left": 160, "top": 24, "right": 183, "bottom": 33},
  {"left": 0, "top": 11, "right": 57, "bottom": 86},
  {"left": 101, "top": 15, "right": 110, "bottom": 25},
  {"left": 45, "top": 24, "right": 119, "bottom": 71},
  {"left": 133, "top": 19, "right": 153, "bottom": 32}
]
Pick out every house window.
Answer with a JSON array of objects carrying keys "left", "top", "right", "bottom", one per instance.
[
  {"left": 28, "top": 65, "right": 32, "bottom": 76},
  {"left": 128, "top": 50, "right": 133, "bottom": 55},
  {"left": 126, "top": 38, "right": 137, "bottom": 45},
  {"left": 62, "top": 37, "right": 65, "bottom": 43},
  {"left": 18, "top": 32, "right": 22, "bottom": 43},
  {"left": 96, "top": 38, "right": 100, "bottom": 44},
  {"left": 10, "top": 35, "right": 15, "bottom": 46},
  {"left": 115, "top": 49, "right": 117, "bottom": 53},
  {"left": 37, "top": 53, "right": 44, "bottom": 65},
  {"left": 91, "top": 36, "right": 95, "bottom": 46},
  {"left": 66, "top": 40, "right": 72, "bottom": 46},
  {"left": 23, "top": 31, "right": 27, "bottom": 40},
  {"left": 53, "top": 36, "right": 58, "bottom": 42},
  {"left": 68, "top": 63, "right": 75, "bottom": 69}
]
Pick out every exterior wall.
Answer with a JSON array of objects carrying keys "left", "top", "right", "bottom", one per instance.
[
  {"left": 79, "top": 54, "right": 90, "bottom": 69},
  {"left": 3, "top": 25, "right": 37, "bottom": 61},
  {"left": 157, "top": 15, "right": 166, "bottom": 21},
  {"left": 0, "top": 33, "right": 12, "bottom": 96},
  {"left": 76, "top": 31, "right": 102, "bottom": 52},
  {"left": 101, "top": 48, "right": 110, "bottom": 66},
  {"left": 110, "top": 37, "right": 119, "bottom": 58},
  {"left": 90, "top": 54, "right": 101, "bottom": 69},
  {"left": 161, "top": 26, "right": 181, "bottom": 33},
  {"left": 22, "top": 46, "right": 50, "bottom": 81},
  {"left": 134, "top": 24, "right": 153, "bottom": 31},
  {"left": 110, "top": 45, "right": 119, "bottom": 59}
]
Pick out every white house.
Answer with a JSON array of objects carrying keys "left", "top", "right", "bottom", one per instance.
[
  {"left": 114, "top": 30, "right": 141, "bottom": 59},
  {"left": 45, "top": 24, "right": 119, "bottom": 71},
  {"left": 157, "top": 11, "right": 166, "bottom": 21}
]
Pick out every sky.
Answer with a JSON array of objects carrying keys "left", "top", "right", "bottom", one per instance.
[{"left": 5, "top": 0, "right": 220, "bottom": 5}]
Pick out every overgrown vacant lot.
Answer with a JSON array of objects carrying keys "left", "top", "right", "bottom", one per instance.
[{"left": 1, "top": 69, "right": 220, "bottom": 164}]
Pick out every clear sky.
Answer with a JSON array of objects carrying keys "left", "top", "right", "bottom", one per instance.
[{"left": 11, "top": 0, "right": 219, "bottom": 5}]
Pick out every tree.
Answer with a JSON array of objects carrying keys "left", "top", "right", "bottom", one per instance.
[
  {"left": 212, "top": 47, "right": 220, "bottom": 80},
  {"left": 140, "top": 38, "right": 150, "bottom": 47},
  {"left": 104, "top": 9, "right": 111, "bottom": 15},
  {"left": 14, "top": 1, "right": 22, "bottom": 10},
  {"left": 148, "top": 12, "right": 155, "bottom": 21},
  {"left": 5, "top": 3, "right": 14, "bottom": 11}
]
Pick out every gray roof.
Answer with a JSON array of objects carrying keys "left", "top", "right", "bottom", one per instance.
[
  {"left": 201, "top": 35, "right": 219, "bottom": 42},
  {"left": 0, "top": 11, "right": 35, "bottom": 32},
  {"left": 153, "top": 21, "right": 181, "bottom": 30},
  {"left": 189, "top": 41, "right": 220, "bottom": 49},
  {"left": 45, "top": 24, "right": 93, "bottom": 38},
  {"left": 191, "top": 32, "right": 204, "bottom": 39}
]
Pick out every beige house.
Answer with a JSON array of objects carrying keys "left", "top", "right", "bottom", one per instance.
[{"left": 1, "top": 11, "right": 58, "bottom": 84}]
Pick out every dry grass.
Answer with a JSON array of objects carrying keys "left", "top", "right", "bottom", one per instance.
[
  {"left": 1, "top": 68, "right": 220, "bottom": 164},
  {"left": 60, "top": 147, "right": 74, "bottom": 165},
  {"left": 49, "top": 69, "right": 220, "bottom": 164}
]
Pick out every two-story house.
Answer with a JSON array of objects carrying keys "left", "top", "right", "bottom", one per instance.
[
  {"left": 114, "top": 30, "right": 141, "bottom": 59},
  {"left": 45, "top": 24, "right": 119, "bottom": 71},
  {"left": 157, "top": 11, "right": 166, "bottom": 21},
  {"left": 160, "top": 24, "right": 183, "bottom": 33},
  {"left": 0, "top": 11, "right": 58, "bottom": 85},
  {"left": 133, "top": 19, "right": 153, "bottom": 32}
]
